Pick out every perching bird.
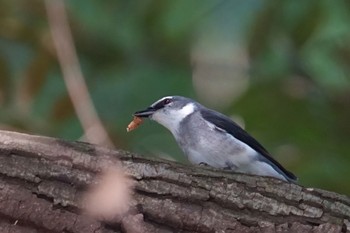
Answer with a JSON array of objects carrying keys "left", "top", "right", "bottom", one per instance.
[{"left": 134, "top": 96, "right": 297, "bottom": 182}]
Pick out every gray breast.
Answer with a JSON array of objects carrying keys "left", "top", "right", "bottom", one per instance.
[{"left": 175, "top": 112, "right": 253, "bottom": 168}]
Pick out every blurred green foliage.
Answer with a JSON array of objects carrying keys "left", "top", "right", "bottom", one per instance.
[{"left": 0, "top": 0, "right": 349, "bottom": 194}]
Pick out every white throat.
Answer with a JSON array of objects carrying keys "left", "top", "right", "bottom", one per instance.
[{"left": 151, "top": 103, "right": 195, "bottom": 133}]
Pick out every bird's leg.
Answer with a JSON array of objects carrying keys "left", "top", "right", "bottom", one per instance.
[{"left": 224, "top": 161, "right": 238, "bottom": 170}]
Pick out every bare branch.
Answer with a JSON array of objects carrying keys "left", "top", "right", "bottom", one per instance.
[{"left": 45, "top": 0, "right": 114, "bottom": 147}]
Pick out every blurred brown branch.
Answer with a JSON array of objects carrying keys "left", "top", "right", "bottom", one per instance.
[{"left": 45, "top": 0, "right": 114, "bottom": 147}]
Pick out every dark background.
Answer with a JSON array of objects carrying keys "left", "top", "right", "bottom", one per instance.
[{"left": 1, "top": 0, "right": 350, "bottom": 194}]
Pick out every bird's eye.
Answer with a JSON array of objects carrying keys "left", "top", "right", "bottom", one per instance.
[{"left": 163, "top": 98, "right": 172, "bottom": 105}]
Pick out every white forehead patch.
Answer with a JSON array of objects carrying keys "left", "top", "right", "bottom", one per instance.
[{"left": 151, "top": 96, "right": 173, "bottom": 107}]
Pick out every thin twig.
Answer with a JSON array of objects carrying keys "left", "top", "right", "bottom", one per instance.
[{"left": 45, "top": 0, "right": 114, "bottom": 147}]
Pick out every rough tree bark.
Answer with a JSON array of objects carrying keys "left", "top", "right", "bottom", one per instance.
[{"left": 0, "top": 130, "right": 349, "bottom": 233}]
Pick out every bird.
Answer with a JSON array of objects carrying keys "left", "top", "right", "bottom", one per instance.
[{"left": 133, "top": 96, "right": 297, "bottom": 183}]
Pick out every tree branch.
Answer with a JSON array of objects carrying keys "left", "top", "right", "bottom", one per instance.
[
  {"left": 0, "top": 130, "right": 348, "bottom": 233},
  {"left": 45, "top": 0, "right": 114, "bottom": 147}
]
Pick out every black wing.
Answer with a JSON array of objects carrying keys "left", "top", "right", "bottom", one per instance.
[{"left": 200, "top": 108, "right": 297, "bottom": 182}]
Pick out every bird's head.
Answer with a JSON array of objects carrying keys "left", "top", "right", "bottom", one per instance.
[{"left": 134, "top": 96, "right": 197, "bottom": 133}]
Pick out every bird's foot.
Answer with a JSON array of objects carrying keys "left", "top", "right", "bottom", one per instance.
[
  {"left": 198, "top": 162, "right": 210, "bottom": 167},
  {"left": 224, "top": 161, "right": 238, "bottom": 170}
]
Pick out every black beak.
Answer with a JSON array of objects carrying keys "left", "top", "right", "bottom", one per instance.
[{"left": 133, "top": 107, "right": 156, "bottom": 118}]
